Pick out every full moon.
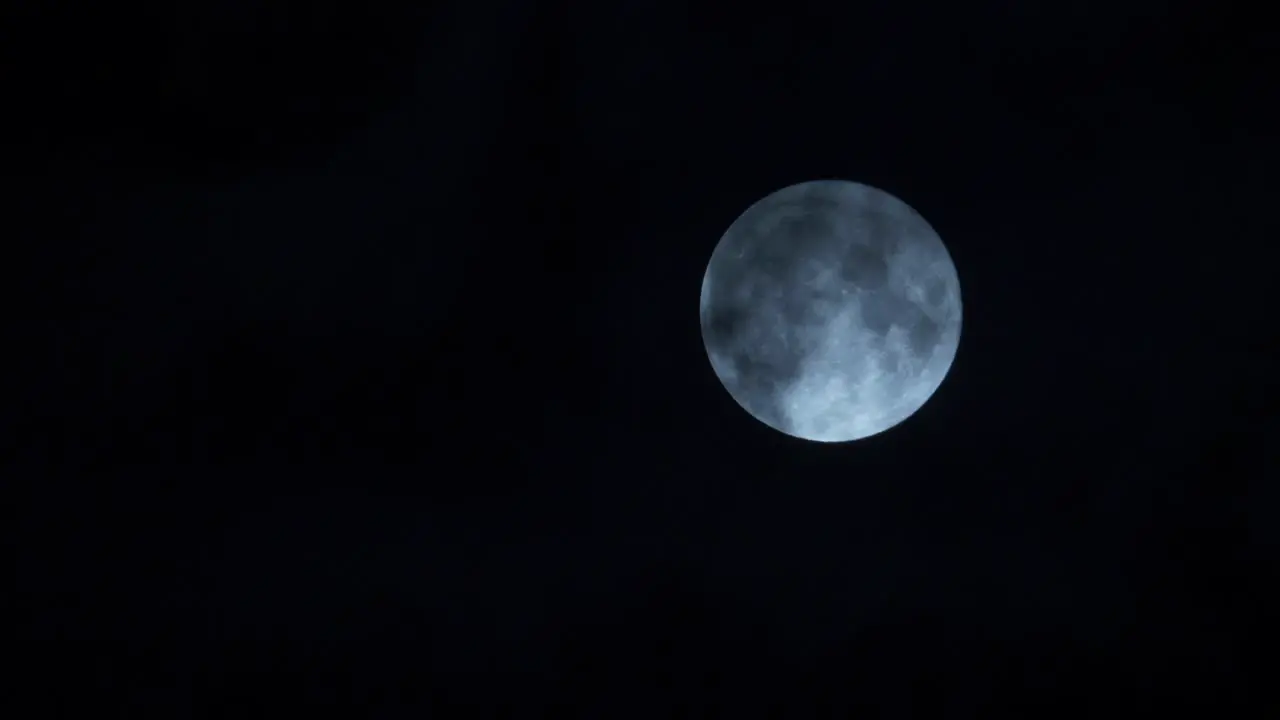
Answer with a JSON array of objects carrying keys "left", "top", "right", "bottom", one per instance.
[{"left": 700, "top": 179, "right": 962, "bottom": 442}]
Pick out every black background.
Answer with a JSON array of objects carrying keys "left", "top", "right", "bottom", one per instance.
[{"left": 5, "top": 0, "right": 1276, "bottom": 715}]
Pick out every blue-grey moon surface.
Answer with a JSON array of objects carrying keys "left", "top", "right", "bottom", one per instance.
[{"left": 699, "top": 180, "right": 962, "bottom": 442}]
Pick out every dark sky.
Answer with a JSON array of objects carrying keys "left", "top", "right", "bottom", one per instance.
[{"left": 6, "top": 0, "right": 1276, "bottom": 715}]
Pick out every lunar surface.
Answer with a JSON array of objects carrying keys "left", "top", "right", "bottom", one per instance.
[{"left": 700, "top": 179, "right": 962, "bottom": 442}]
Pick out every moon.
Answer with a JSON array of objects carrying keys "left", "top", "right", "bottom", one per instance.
[{"left": 700, "top": 179, "right": 962, "bottom": 442}]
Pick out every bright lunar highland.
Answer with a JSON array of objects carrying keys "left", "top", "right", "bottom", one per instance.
[{"left": 700, "top": 179, "right": 962, "bottom": 442}]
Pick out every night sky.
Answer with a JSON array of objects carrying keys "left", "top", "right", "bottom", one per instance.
[{"left": 6, "top": 0, "right": 1276, "bottom": 715}]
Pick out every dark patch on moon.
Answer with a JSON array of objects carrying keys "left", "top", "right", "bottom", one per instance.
[
  {"left": 795, "top": 191, "right": 842, "bottom": 216},
  {"left": 722, "top": 350, "right": 793, "bottom": 430},
  {"left": 908, "top": 315, "right": 943, "bottom": 358},
  {"left": 852, "top": 209, "right": 902, "bottom": 254},
  {"left": 738, "top": 200, "right": 839, "bottom": 273},
  {"left": 731, "top": 239, "right": 795, "bottom": 286},
  {"left": 840, "top": 244, "right": 890, "bottom": 291},
  {"left": 858, "top": 290, "right": 920, "bottom": 338},
  {"left": 702, "top": 290, "right": 804, "bottom": 432},
  {"left": 703, "top": 304, "right": 750, "bottom": 348},
  {"left": 778, "top": 205, "right": 837, "bottom": 243},
  {"left": 924, "top": 275, "right": 948, "bottom": 309}
]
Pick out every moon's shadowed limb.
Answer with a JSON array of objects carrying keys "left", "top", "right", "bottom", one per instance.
[{"left": 699, "top": 180, "right": 962, "bottom": 442}]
